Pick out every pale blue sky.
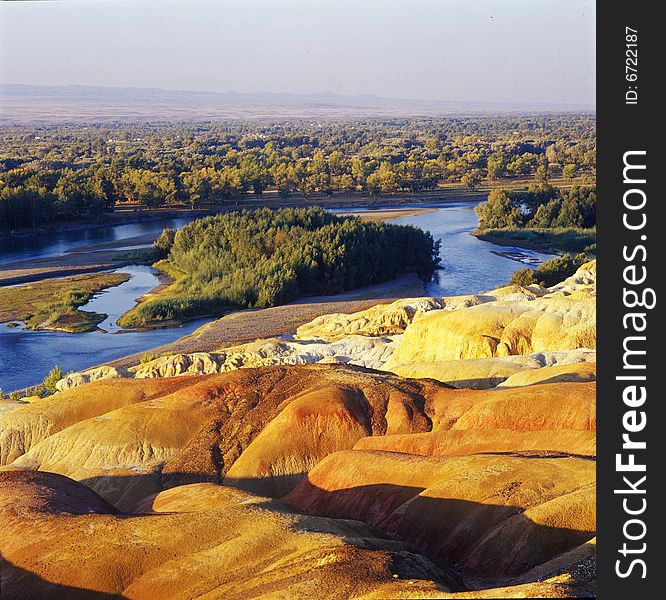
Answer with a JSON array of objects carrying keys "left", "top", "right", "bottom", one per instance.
[{"left": 0, "top": 0, "right": 595, "bottom": 105}]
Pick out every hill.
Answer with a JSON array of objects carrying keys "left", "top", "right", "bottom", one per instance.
[{"left": 0, "top": 83, "right": 595, "bottom": 123}]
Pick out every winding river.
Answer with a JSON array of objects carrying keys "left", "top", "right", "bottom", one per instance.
[
  {"left": 389, "top": 203, "right": 552, "bottom": 296},
  {"left": 0, "top": 217, "right": 195, "bottom": 265},
  {"left": 0, "top": 202, "right": 552, "bottom": 391}
]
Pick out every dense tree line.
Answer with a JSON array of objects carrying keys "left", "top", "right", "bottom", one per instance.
[
  {"left": 118, "top": 207, "right": 440, "bottom": 327},
  {"left": 1, "top": 115, "right": 595, "bottom": 231},
  {"left": 475, "top": 185, "right": 596, "bottom": 230}
]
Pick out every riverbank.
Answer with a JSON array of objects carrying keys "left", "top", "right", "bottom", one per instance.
[
  {"left": 0, "top": 250, "right": 139, "bottom": 286},
  {"left": 0, "top": 191, "right": 484, "bottom": 241},
  {"left": 94, "top": 273, "right": 426, "bottom": 372},
  {"left": 0, "top": 272, "right": 130, "bottom": 333},
  {"left": 472, "top": 227, "right": 596, "bottom": 255},
  {"left": 339, "top": 207, "right": 437, "bottom": 221}
]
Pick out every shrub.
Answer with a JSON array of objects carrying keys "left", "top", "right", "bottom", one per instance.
[
  {"left": 509, "top": 253, "right": 588, "bottom": 288},
  {"left": 480, "top": 227, "right": 596, "bottom": 254},
  {"left": 113, "top": 247, "right": 159, "bottom": 262},
  {"left": 507, "top": 268, "right": 537, "bottom": 288},
  {"left": 26, "top": 386, "right": 47, "bottom": 398},
  {"left": 43, "top": 365, "right": 64, "bottom": 394}
]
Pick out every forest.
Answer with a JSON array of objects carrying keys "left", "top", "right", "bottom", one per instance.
[
  {"left": 0, "top": 114, "right": 595, "bottom": 231},
  {"left": 475, "top": 185, "right": 597, "bottom": 229},
  {"left": 117, "top": 207, "right": 440, "bottom": 327}
]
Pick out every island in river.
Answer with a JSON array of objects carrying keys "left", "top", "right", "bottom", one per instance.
[
  {"left": 0, "top": 202, "right": 597, "bottom": 600},
  {"left": 0, "top": 272, "right": 131, "bottom": 333},
  {"left": 0, "top": 201, "right": 556, "bottom": 392}
]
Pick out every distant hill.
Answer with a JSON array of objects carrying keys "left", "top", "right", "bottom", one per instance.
[{"left": 0, "top": 83, "right": 594, "bottom": 123}]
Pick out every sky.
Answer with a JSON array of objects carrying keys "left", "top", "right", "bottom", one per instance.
[{"left": 0, "top": 0, "right": 595, "bottom": 106}]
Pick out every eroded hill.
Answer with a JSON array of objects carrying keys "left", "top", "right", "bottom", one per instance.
[
  {"left": 0, "top": 262, "right": 597, "bottom": 598},
  {"left": 1, "top": 362, "right": 595, "bottom": 598}
]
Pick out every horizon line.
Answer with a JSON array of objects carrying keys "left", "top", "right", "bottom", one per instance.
[{"left": 0, "top": 81, "right": 596, "bottom": 111}]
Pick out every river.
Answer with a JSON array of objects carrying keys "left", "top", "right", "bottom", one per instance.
[
  {"left": 0, "top": 202, "right": 552, "bottom": 391},
  {"left": 0, "top": 217, "right": 196, "bottom": 265},
  {"left": 0, "top": 264, "right": 209, "bottom": 392},
  {"left": 389, "top": 203, "right": 553, "bottom": 296}
]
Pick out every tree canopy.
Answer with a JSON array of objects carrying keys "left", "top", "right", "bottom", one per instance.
[
  {"left": 1, "top": 115, "right": 596, "bottom": 231},
  {"left": 119, "top": 207, "right": 440, "bottom": 327},
  {"left": 475, "top": 185, "right": 596, "bottom": 230}
]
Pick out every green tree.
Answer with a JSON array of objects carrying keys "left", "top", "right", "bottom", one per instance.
[
  {"left": 528, "top": 199, "right": 560, "bottom": 228},
  {"left": 475, "top": 189, "right": 523, "bottom": 228},
  {"left": 122, "top": 169, "right": 177, "bottom": 208},
  {"left": 562, "top": 164, "right": 577, "bottom": 180},
  {"left": 43, "top": 365, "right": 64, "bottom": 394},
  {"left": 487, "top": 151, "right": 508, "bottom": 180},
  {"left": 153, "top": 227, "right": 176, "bottom": 258},
  {"left": 461, "top": 169, "right": 483, "bottom": 190}
]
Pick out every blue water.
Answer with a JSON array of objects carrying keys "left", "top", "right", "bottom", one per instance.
[
  {"left": 0, "top": 217, "right": 195, "bottom": 265},
  {"left": 0, "top": 201, "right": 552, "bottom": 391},
  {"left": 0, "top": 265, "right": 208, "bottom": 391},
  {"left": 389, "top": 202, "right": 553, "bottom": 296}
]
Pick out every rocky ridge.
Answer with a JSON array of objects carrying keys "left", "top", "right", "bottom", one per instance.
[
  {"left": 1, "top": 262, "right": 598, "bottom": 598},
  {"left": 55, "top": 262, "right": 596, "bottom": 392}
]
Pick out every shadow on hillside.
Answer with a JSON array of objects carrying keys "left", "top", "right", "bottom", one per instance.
[
  {"left": 3, "top": 469, "right": 594, "bottom": 596},
  {"left": 79, "top": 470, "right": 305, "bottom": 512},
  {"left": 280, "top": 480, "right": 596, "bottom": 583},
  {"left": 0, "top": 558, "right": 123, "bottom": 600},
  {"left": 223, "top": 471, "right": 308, "bottom": 497},
  {"left": 76, "top": 471, "right": 595, "bottom": 584},
  {"left": 475, "top": 450, "right": 596, "bottom": 460}
]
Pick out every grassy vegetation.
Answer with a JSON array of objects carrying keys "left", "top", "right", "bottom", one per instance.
[
  {"left": 112, "top": 229, "right": 176, "bottom": 263},
  {"left": 475, "top": 227, "right": 596, "bottom": 255},
  {"left": 0, "top": 364, "right": 71, "bottom": 398},
  {"left": 509, "top": 253, "right": 590, "bottom": 288},
  {"left": 112, "top": 247, "right": 160, "bottom": 262},
  {"left": 0, "top": 272, "right": 130, "bottom": 333},
  {"left": 118, "top": 207, "right": 440, "bottom": 328},
  {"left": 139, "top": 351, "right": 175, "bottom": 364},
  {"left": 0, "top": 388, "right": 46, "bottom": 401}
]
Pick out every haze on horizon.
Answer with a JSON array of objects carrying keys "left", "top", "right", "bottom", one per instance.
[{"left": 0, "top": 0, "right": 595, "bottom": 108}]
